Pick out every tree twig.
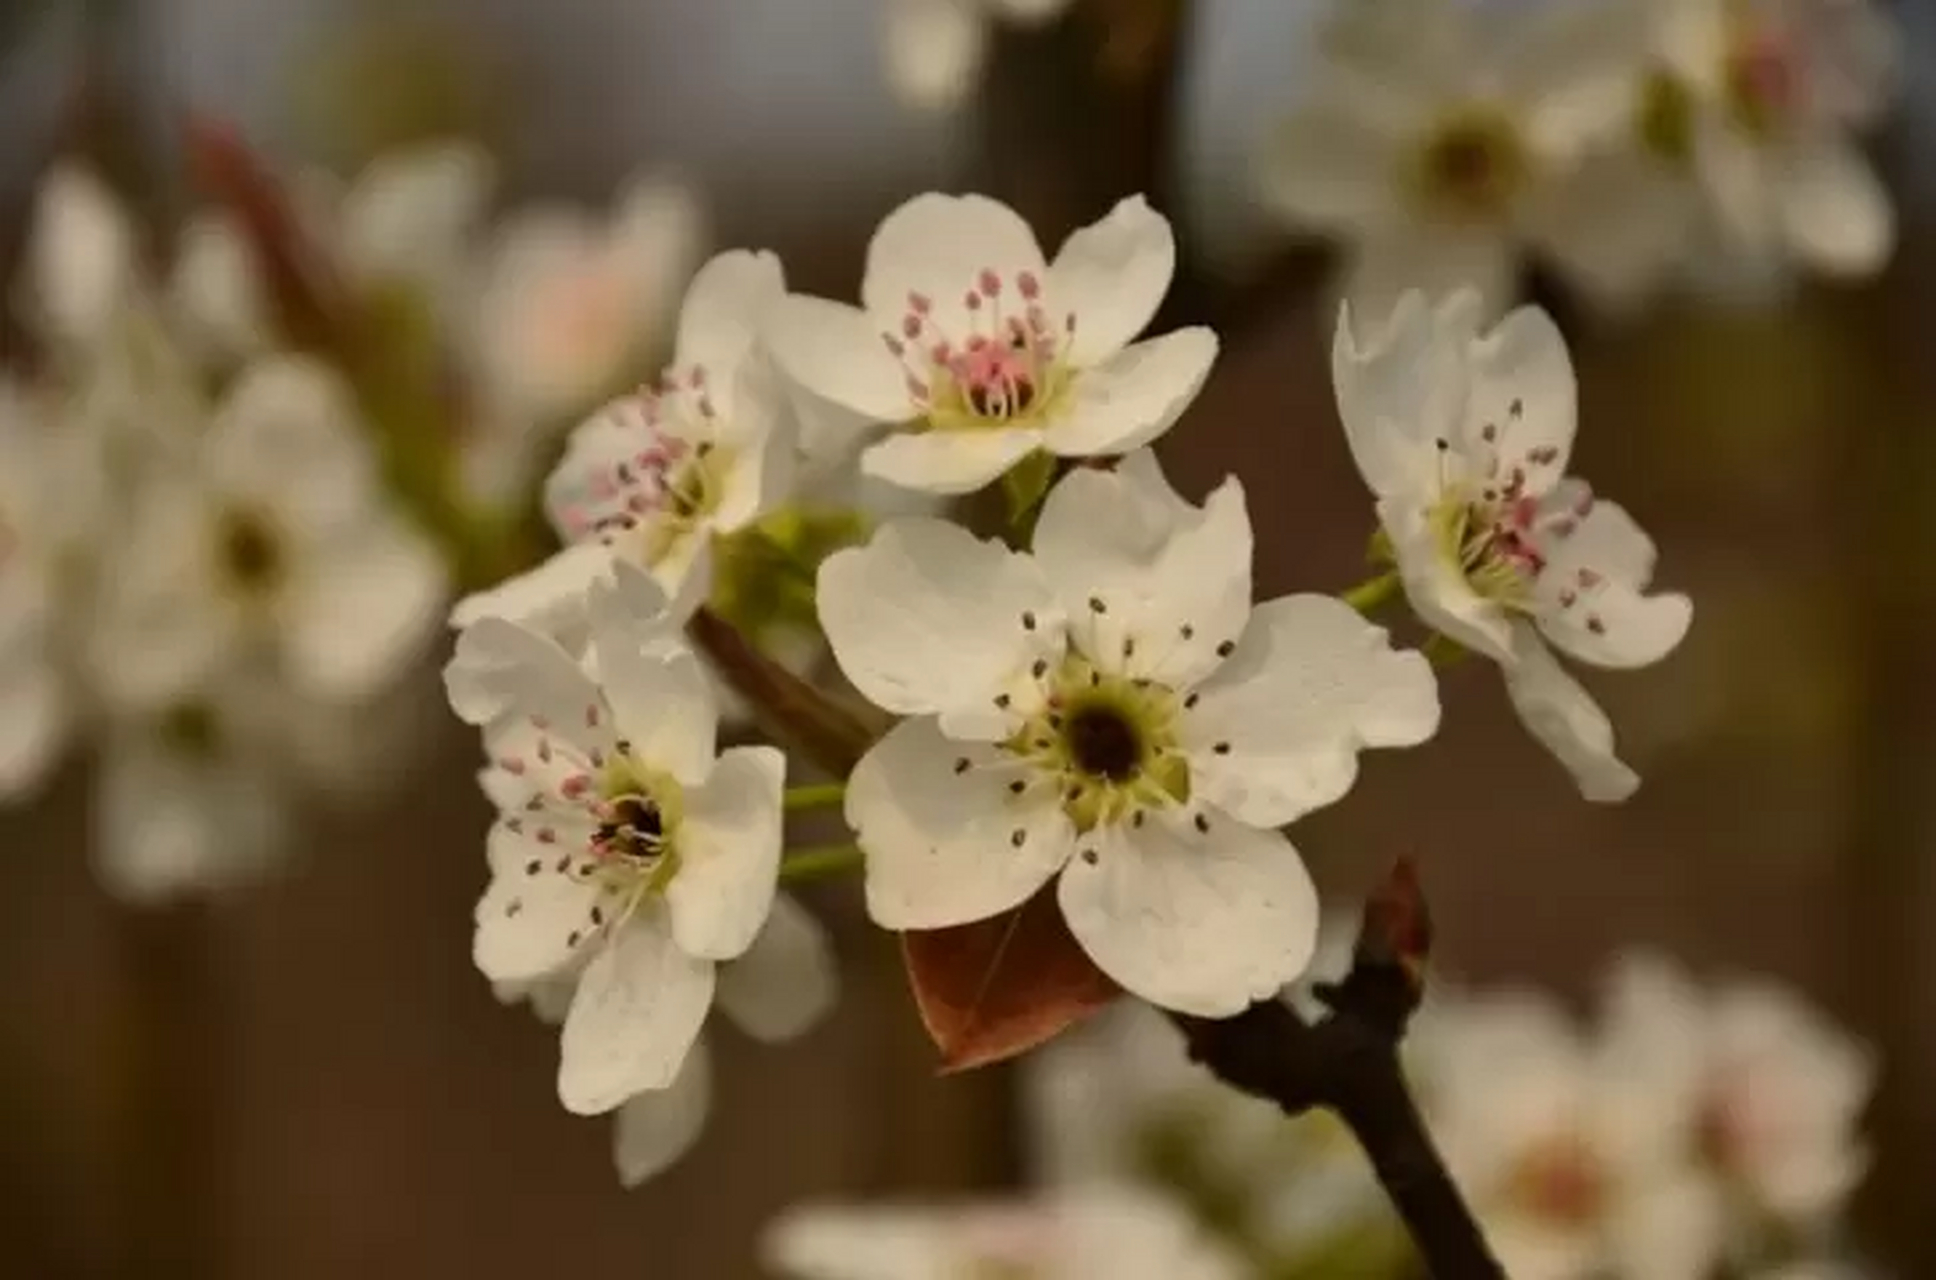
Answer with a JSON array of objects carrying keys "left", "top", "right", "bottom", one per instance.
[{"left": 1164, "top": 862, "right": 1505, "bottom": 1280}]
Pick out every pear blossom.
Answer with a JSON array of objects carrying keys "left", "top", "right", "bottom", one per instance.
[
  {"left": 819, "top": 449, "right": 1439, "bottom": 1016},
  {"left": 471, "top": 173, "right": 704, "bottom": 429},
  {"left": 881, "top": 0, "right": 1074, "bottom": 112},
  {"left": 0, "top": 384, "right": 76, "bottom": 797},
  {"left": 451, "top": 249, "right": 796, "bottom": 638},
  {"left": 765, "top": 1185, "right": 1247, "bottom": 1280},
  {"left": 307, "top": 141, "right": 497, "bottom": 318},
  {"left": 1626, "top": 0, "right": 1898, "bottom": 286},
  {"left": 1602, "top": 953, "right": 1875, "bottom": 1248},
  {"left": 498, "top": 891, "right": 837, "bottom": 1186},
  {"left": 25, "top": 165, "right": 140, "bottom": 358},
  {"left": 1260, "top": 0, "right": 1691, "bottom": 317},
  {"left": 1332, "top": 291, "right": 1692, "bottom": 801},
  {"left": 86, "top": 355, "right": 447, "bottom": 714},
  {"left": 455, "top": 567, "right": 787, "bottom": 1115},
  {"left": 1421, "top": 989, "right": 1725, "bottom": 1280},
  {"left": 768, "top": 193, "right": 1218, "bottom": 495}
]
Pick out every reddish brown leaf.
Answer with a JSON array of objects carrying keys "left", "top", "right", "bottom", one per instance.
[
  {"left": 1359, "top": 858, "right": 1433, "bottom": 998},
  {"left": 901, "top": 890, "right": 1121, "bottom": 1072},
  {"left": 184, "top": 118, "right": 345, "bottom": 353}
]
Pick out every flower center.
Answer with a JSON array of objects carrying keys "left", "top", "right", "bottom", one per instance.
[
  {"left": 1413, "top": 110, "right": 1527, "bottom": 221},
  {"left": 588, "top": 755, "right": 684, "bottom": 889},
  {"left": 881, "top": 270, "right": 1075, "bottom": 433},
  {"left": 1508, "top": 1137, "right": 1607, "bottom": 1227},
  {"left": 216, "top": 506, "right": 284, "bottom": 597},
  {"left": 1429, "top": 489, "right": 1546, "bottom": 609},
  {"left": 1006, "top": 654, "right": 1188, "bottom": 833},
  {"left": 1638, "top": 68, "right": 1697, "bottom": 165},
  {"left": 159, "top": 701, "right": 222, "bottom": 759},
  {"left": 1726, "top": 27, "right": 1800, "bottom": 139}
]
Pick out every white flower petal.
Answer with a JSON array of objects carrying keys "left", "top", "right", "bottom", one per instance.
[
  {"left": 848, "top": 717, "right": 1074, "bottom": 930},
  {"left": 1461, "top": 305, "right": 1576, "bottom": 491},
  {"left": 666, "top": 746, "right": 784, "bottom": 961},
  {"left": 1378, "top": 494, "right": 1516, "bottom": 664},
  {"left": 339, "top": 141, "right": 494, "bottom": 294},
  {"left": 861, "top": 193, "right": 1047, "bottom": 334},
  {"left": 1047, "top": 196, "right": 1176, "bottom": 366},
  {"left": 862, "top": 425, "right": 1042, "bottom": 495},
  {"left": 0, "top": 664, "right": 65, "bottom": 798},
  {"left": 559, "top": 905, "right": 716, "bottom": 1115},
  {"left": 1057, "top": 807, "right": 1319, "bottom": 1017},
  {"left": 1041, "top": 328, "right": 1218, "bottom": 459},
  {"left": 449, "top": 615, "right": 616, "bottom": 758},
  {"left": 1332, "top": 291, "right": 1481, "bottom": 499},
  {"left": 168, "top": 214, "right": 270, "bottom": 365},
  {"left": 588, "top": 618, "right": 717, "bottom": 785},
  {"left": 765, "top": 295, "right": 915, "bottom": 422},
  {"left": 818, "top": 517, "right": 1058, "bottom": 720},
  {"left": 710, "top": 353, "right": 797, "bottom": 533},
  {"left": 1032, "top": 450, "right": 1250, "bottom": 687},
  {"left": 607, "top": 173, "right": 706, "bottom": 334},
  {"left": 29, "top": 165, "right": 135, "bottom": 351},
  {"left": 87, "top": 480, "right": 235, "bottom": 713},
  {"left": 1259, "top": 94, "right": 1407, "bottom": 231},
  {"left": 1182, "top": 594, "right": 1438, "bottom": 826},
  {"left": 612, "top": 1038, "right": 713, "bottom": 1188},
  {"left": 1778, "top": 140, "right": 1893, "bottom": 279},
  {"left": 281, "top": 524, "right": 446, "bottom": 702},
  {"left": 448, "top": 541, "right": 618, "bottom": 645},
  {"left": 884, "top": 0, "right": 989, "bottom": 111},
  {"left": 673, "top": 250, "right": 786, "bottom": 405},
  {"left": 474, "top": 824, "right": 604, "bottom": 983},
  {"left": 1533, "top": 501, "right": 1691, "bottom": 669},
  {"left": 206, "top": 356, "right": 377, "bottom": 534},
  {"left": 716, "top": 893, "right": 838, "bottom": 1043},
  {"left": 1501, "top": 623, "right": 1639, "bottom": 803},
  {"left": 1521, "top": 152, "right": 1696, "bottom": 313},
  {"left": 1606, "top": 1172, "right": 1728, "bottom": 1280}
]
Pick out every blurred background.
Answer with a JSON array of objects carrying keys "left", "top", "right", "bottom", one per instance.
[{"left": 1, "top": 0, "right": 1933, "bottom": 1276}]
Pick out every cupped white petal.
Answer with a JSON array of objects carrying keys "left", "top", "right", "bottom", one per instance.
[
  {"left": 29, "top": 165, "right": 135, "bottom": 351},
  {"left": 1047, "top": 196, "right": 1177, "bottom": 366},
  {"left": 281, "top": 523, "right": 446, "bottom": 702},
  {"left": 559, "top": 904, "right": 716, "bottom": 1115},
  {"left": 612, "top": 1038, "right": 713, "bottom": 1188},
  {"left": 1182, "top": 594, "right": 1439, "bottom": 827},
  {"left": 862, "top": 425, "right": 1042, "bottom": 495},
  {"left": 1057, "top": 807, "right": 1319, "bottom": 1017},
  {"left": 765, "top": 295, "right": 916, "bottom": 422},
  {"left": 1500, "top": 623, "right": 1639, "bottom": 803},
  {"left": 673, "top": 249, "right": 786, "bottom": 406},
  {"left": 1332, "top": 290, "right": 1482, "bottom": 499},
  {"left": 709, "top": 352, "right": 798, "bottom": 532},
  {"left": 448, "top": 541, "right": 618, "bottom": 645},
  {"left": 446, "top": 615, "right": 616, "bottom": 757},
  {"left": 1533, "top": 501, "right": 1690, "bottom": 669},
  {"left": 1378, "top": 495, "right": 1516, "bottom": 664},
  {"left": 1461, "top": 305, "right": 1576, "bottom": 492},
  {"left": 861, "top": 193, "right": 1048, "bottom": 331},
  {"left": 1032, "top": 450, "right": 1251, "bottom": 687},
  {"left": 338, "top": 141, "right": 494, "bottom": 294},
  {"left": 818, "top": 517, "right": 1059, "bottom": 721},
  {"left": 168, "top": 214, "right": 270, "bottom": 365},
  {"left": 666, "top": 745, "right": 785, "bottom": 961},
  {"left": 848, "top": 717, "right": 1074, "bottom": 930},
  {"left": 1041, "top": 328, "right": 1218, "bottom": 459},
  {"left": 473, "top": 825, "right": 604, "bottom": 982},
  {"left": 1778, "top": 138, "right": 1893, "bottom": 279},
  {"left": 883, "top": 0, "right": 989, "bottom": 111},
  {"left": 715, "top": 893, "right": 838, "bottom": 1043},
  {"left": 588, "top": 617, "right": 717, "bottom": 785}
]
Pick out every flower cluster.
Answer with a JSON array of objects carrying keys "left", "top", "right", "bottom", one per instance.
[
  {"left": 1022, "top": 945, "right": 1875, "bottom": 1280},
  {"left": 1262, "top": 0, "right": 1899, "bottom": 315}
]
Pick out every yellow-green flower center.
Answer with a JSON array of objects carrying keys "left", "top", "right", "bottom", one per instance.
[
  {"left": 589, "top": 754, "right": 684, "bottom": 897},
  {"left": 1006, "top": 654, "right": 1189, "bottom": 833},
  {"left": 215, "top": 505, "right": 285, "bottom": 598},
  {"left": 1411, "top": 109, "right": 1528, "bottom": 222},
  {"left": 1638, "top": 68, "right": 1697, "bottom": 165},
  {"left": 1428, "top": 487, "right": 1545, "bottom": 611},
  {"left": 882, "top": 270, "right": 1078, "bottom": 435}
]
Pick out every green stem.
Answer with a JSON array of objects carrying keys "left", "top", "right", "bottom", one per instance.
[
  {"left": 1341, "top": 572, "right": 1402, "bottom": 615},
  {"left": 783, "top": 782, "right": 848, "bottom": 814},
  {"left": 779, "top": 843, "right": 865, "bottom": 883}
]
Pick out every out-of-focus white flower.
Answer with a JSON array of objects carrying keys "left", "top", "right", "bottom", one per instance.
[
  {"left": 1332, "top": 291, "right": 1691, "bottom": 801},
  {"left": 1422, "top": 989, "right": 1725, "bottom": 1280},
  {"left": 87, "top": 355, "right": 447, "bottom": 714},
  {"left": 1602, "top": 952, "right": 1875, "bottom": 1247},
  {"left": 820, "top": 449, "right": 1439, "bottom": 1015},
  {"left": 313, "top": 141, "right": 498, "bottom": 317},
  {"left": 456, "top": 565, "right": 787, "bottom": 1116},
  {"left": 1632, "top": 0, "right": 1897, "bottom": 288},
  {"left": 765, "top": 1184, "right": 1248, "bottom": 1280},
  {"left": 471, "top": 174, "right": 704, "bottom": 430},
  {"left": 25, "top": 165, "right": 140, "bottom": 357},
  {"left": 1260, "top": 0, "right": 1691, "bottom": 317},
  {"left": 768, "top": 194, "right": 1217, "bottom": 495},
  {"left": 167, "top": 213, "right": 272, "bottom": 371},
  {"left": 0, "top": 384, "right": 77, "bottom": 798},
  {"left": 453, "top": 250, "right": 794, "bottom": 638},
  {"left": 498, "top": 890, "right": 838, "bottom": 1187},
  {"left": 881, "top": 0, "right": 1074, "bottom": 111}
]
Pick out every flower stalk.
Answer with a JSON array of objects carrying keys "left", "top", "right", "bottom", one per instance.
[
  {"left": 1341, "top": 571, "right": 1402, "bottom": 616},
  {"left": 779, "top": 843, "right": 866, "bottom": 883},
  {"left": 783, "top": 782, "right": 848, "bottom": 814}
]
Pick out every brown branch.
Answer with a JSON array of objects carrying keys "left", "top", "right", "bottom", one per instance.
[
  {"left": 1165, "top": 862, "right": 1505, "bottom": 1280},
  {"left": 685, "top": 608, "right": 880, "bottom": 777}
]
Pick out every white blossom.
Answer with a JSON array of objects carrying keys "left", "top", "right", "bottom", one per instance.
[
  {"left": 1260, "top": 0, "right": 1691, "bottom": 317},
  {"left": 820, "top": 449, "right": 1439, "bottom": 1016},
  {"left": 1601, "top": 952, "right": 1875, "bottom": 1247},
  {"left": 765, "top": 1184, "right": 1246, "bottom": 1280},
  {"left": 452, "top": 249, "right": 796, "bottom": 637},
  {"left": 881, "top": 0, "right": 1074, "bottom": 111},
  {"left": 768, "top": 193, "right": 1217, "bottom": 495},
  {"left": 0, "top": 383, "right": 77, "bottom": 797},
  {"left": 86, "top": 355, "right": 447, "bottom": 715},
  {"left": 25, "top": 165, "right": 140, "bottom": 358},
  {"left": 1630, "top": 0, "right": 1897, "bottom": 289},
  {"left": 1332, "top": 291, "right": 1691, "bottom": 801},
  {"left": 455, "top": 564, "right": 787, "bottom": 1115}
]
